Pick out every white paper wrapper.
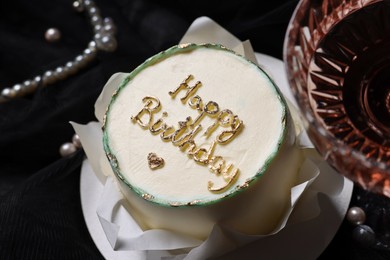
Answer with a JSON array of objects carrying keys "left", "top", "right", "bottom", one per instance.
[{"left": 72, "top": 17, "right": 353, "bottom": 259}]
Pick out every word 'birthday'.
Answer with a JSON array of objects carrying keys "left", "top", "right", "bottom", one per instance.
[{"left": 130, "top": 75, "right": 244, "bottom": 192}]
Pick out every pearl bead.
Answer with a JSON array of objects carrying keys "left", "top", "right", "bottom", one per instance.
[
  {"left": 103, "top": 17, "right": 114, "bottom": 25},
  {"left": 84, "top": 0, "right": 93, "bottom": 8},
  {"left": 74, "top": 55, "right": 88, "bottom": 68},
  {"left": 72, "top": 0, "right": 84, "bottom": 12},
  {"left": 23, "top": 80, "right": 36, "bottom": 94},
  {"left": 91, "top": 15, "right": 102, "bottom": 26},
  {"left": 103, "top": 23, "right": 116, "bottom": 34},
  {"left": 88, "top": 6, "right": 99, "bottom": 16},
  {"left": 45, "top": 28, "right": 61, "bottom": 42},
  {"left": 72, "top": 134, "right": 82, "bottom": 148},
  {"left": 23, "top": 80, "right": 32, "bottom": 87},
  {"left": 347, "top": 206, "right": 366, "bottom": 225},
  {"left": 1, "top": 88, "right": 16, "bottom": 98},
  {"left": 55, "top": 67, "right": 67, "bottom": 80},
  {"left": 65, "top": 61, "right": 78, "bottom": 75},
  {"left": 352, "top": 225, "right": 376, "bottom": 247},
  {"left": 12, "top": 84, "right": 24, "bottom": 95},
  {"left": 94, "top": 24, "right": 102, "bottom": 33},
  {"left": 33, "top": 76, "right": 42, "bottom": 87},
  {"left": 88, "top": 41, "right": 97, "bottom": 50},
  {"left": 94, "top": 32, "right": 103, "bottom": 41},
  {"left": 59, "top": 142, "right": 77, "bottom": 157},
  {"left": 23, "top": 80, "right": 34, "bottom": 94},
  {"left": 42, "top": 70, "right": 56, "bottom": 86},
  {"left": 83, "top": 48, "right": 96, "bottom": 60},
  {"left": 96, "top": 35, "right": 117, "bottom": 52}
]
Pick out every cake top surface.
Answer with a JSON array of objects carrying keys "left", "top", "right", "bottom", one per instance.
[{"left": 103, "top": 43, "right": 289, "bottom": 207}]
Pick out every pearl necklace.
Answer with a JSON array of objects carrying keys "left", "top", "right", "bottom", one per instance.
[{"left": 0, "top": 0, "right": 117, "bottom": 103}]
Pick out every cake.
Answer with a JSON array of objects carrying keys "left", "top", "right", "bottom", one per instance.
[{"left": 102, "top": 43, "right": 302, "bottom": 240}]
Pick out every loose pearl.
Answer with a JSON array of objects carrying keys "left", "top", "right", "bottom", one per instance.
[
  {"left": 352, "top": 225, "right": 376, "bottom": 247},
  {"left": 72, "top": 134, "right": 82, "bottom": 148},
  {"left": 45, "top": 28, "right": 61, "bottom": 42},
  {"left": 347, "top": 206, "right": 366, "bottom": 225},
  {"left": 59, "top": 142, "right": 77, "bottom": 157}
]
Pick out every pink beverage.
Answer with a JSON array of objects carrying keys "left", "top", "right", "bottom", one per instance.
[
  {"left": 308, "top": 1, "right": 390, "bottom": 165},
  {"left": 284, "top": 0, "right": 390, "bottom": 196}
]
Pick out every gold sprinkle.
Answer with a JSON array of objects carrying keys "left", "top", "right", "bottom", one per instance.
[
  {"left": 142, "top": 193, "right": 154, "bottom": 200},
  {"left": 169, "top": 202, "right": 182, "bottom": 207},
  {"left": 240, "top": 182, "right": 249, "bottom": 189},
  {"left": 187, "top": 199, "right": 202, "bottom": 206},
  {"left": 178, "top": 43, "right": 191, "bottom": 48}
]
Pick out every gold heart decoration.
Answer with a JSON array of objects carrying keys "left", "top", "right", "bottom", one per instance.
[{"left": 147, "top": 152, "right": 165, "bottom": 170}]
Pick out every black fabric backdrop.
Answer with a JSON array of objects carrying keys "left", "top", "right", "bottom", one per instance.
[{"left": 0, "top": 0, "right": 389, "bottom": 259}]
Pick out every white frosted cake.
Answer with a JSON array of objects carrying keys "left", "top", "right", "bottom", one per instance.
[{"left": 103, "top": 43, "right": 302, "bottom": 240}]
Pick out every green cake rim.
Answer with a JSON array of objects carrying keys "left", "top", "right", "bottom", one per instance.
[{"left": 102, "top": 43, "right": 291, "bottom": 208}]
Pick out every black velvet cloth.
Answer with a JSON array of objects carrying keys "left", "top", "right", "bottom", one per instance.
[{"left": 0, "top": 0, "right": 389, "bottom": 259}]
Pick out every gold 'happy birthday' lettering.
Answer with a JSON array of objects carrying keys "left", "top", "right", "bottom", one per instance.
[{"left": 130, "top": 75, "right": 244, "bottom": 193}]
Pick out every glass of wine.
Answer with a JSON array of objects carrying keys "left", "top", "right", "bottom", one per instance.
[{"left": 283, "top": 0, "right": 390, "bottom": 197}]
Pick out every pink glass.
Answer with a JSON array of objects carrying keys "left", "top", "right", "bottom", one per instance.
[{"left": 283, "top": 0, "right": 390, "bottom": 197}]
